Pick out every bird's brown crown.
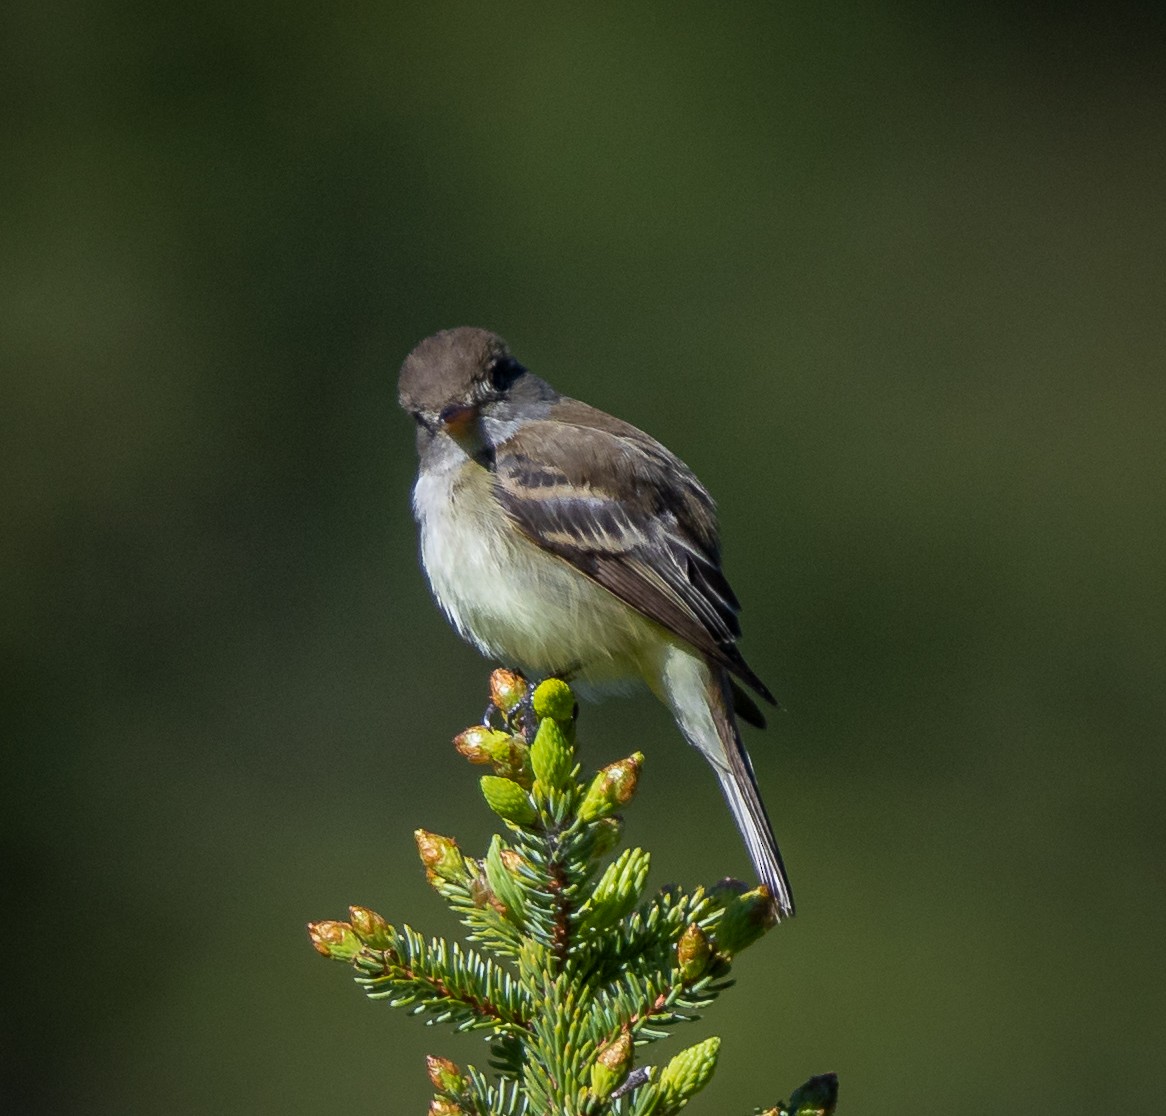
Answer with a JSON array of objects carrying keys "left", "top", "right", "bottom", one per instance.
[{"left": 398, "top": 327, "right": 512, "bottom": 417}]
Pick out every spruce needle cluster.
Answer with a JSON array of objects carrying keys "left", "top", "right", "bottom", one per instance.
[{"left": 308, "top": 671, "right": 836, "bottom": 1116}]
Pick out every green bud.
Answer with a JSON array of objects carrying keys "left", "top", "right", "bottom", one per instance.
[
  {"left": 785, "top": 1072, "right": 839, "bottom": 1116},
  {"left": 656, "top": 1036, "right": 720, "bottom": 1109},
  {"left": 414, "top": 829, "right": 471, "bottom": 883},
  {"left": 590, "top": 816, "right": 622, "bottom": 858},
  {"left": 579, "top": 847, "right": 650, "bottom": 931},
  {"left": 307, "top": 920, "right": 362, "bottom": 962},
  {"left": 578, "top": 753, "right": 643, "bottom": 821},
  {"left": 589, "top": 1032, "right": 633, "bottom": 1100},
  {"left": 530, "top": 715, "right": 573, "bottom": 791},
  {"left": 714, "top": 884, "right": 778, "bottom": 956},
  {"left": 347, "top": 906, "right": 395, "bottom": 951},
  {"left": 489, "top": 668, "right": 528, "bottom": 714},
  {"left": 676, "top": 922, "right": 712, "bottom": 982},
  {"left": 480, "top": 775, "right": 539, "bottom": 826},
  {"left": 425, "top": 1054, "right": 466, "bottom": 1095},
  {"left": 532, "top": 677, "right": 575, "bottom": 721}
]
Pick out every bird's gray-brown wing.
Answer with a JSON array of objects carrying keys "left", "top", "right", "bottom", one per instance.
[{"left": 491, "top": 399, "right": 775, "bottom": 708}]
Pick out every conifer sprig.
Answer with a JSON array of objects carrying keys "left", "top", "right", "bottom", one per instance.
[{"left": 308, "top": 671, "right": 836, "bottom": 1115}]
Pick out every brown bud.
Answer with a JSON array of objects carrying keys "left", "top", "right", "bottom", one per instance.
[
  {"left": 590, "top": 1031, "right": 633, "bottom": 1099},
  {"left": 598, "top": 1031, "right": 632, "bottom": 1071},
  {"left": 499, "top": 848, "right": 525, "bottom": 873},
  {"left": 489, "top": 668, "right": 528, "bottom": 714},
  {"left": 453, "top": 725, "right": 513, "bottom": 764},
  {"left": 425, "top": 1054, "right": 465, "bottom": 1094},
  {"left": 307, "top": 920, "right": 361, "bottom": 962},
  {"left": 578, "top": 753, "right": 644, "bottom": 820},
  {"left": 677, "top": 922, "right": 712, "bottom": 982},
  {"left": 415, "top": 829, "right": 469, "bottom": 883},
  {"left": 347, "top": 906, "right": 394, "bottom": 951},
  {"left": 714, "top": 884, "right": 778, "bottom": 956},
  {"left": 427, "top": 1098, "right": 465, "bottom": 1116}
]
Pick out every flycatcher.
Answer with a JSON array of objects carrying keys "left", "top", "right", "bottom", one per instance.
[{"left": 398, "top": 327, "right": 794, "bottom": 918}]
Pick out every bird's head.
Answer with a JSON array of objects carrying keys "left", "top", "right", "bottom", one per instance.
[{"left": 398, "top": 327, "right": 529, "bottom": 440}]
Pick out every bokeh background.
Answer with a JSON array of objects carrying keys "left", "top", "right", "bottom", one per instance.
[{"left": 4, "top": 2, "right": 1164, "bottom": 1112}]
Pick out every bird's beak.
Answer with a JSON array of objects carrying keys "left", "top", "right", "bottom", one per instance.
[{"left": 438, "top": 401, "right": 480, "bottom": 441}]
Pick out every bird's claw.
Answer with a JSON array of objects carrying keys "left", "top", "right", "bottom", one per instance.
[
  {"left": 482, "top": 681, "right": 537, "bottom": 741},
  {"left": 515, "top": 682, "right": 539, "bottom": 743}
]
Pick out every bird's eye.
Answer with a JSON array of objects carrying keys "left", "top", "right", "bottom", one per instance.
[{"left": 488, "top": 357, "right": 522, "bottom": 392}]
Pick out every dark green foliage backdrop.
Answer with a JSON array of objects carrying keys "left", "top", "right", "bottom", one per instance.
[{"left": 3, "top": 3, "right": 1163, "bottom": 1112}]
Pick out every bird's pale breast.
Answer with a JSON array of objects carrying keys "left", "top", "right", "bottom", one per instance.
[{"left": 413, "top": 456, "right": 666, "bottom": 690}]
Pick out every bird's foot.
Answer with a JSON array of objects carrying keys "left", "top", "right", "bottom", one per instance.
[
  {"left": 481, "top": 691, "right": 536, "bottom": 742},
  {"left": 483, "top": 668, "right": 536, "bottom": 739},
  {"left": 514, "top": 681, "right": 541, "bottom": 743},
  {"left": 485, "top": 665, "right": 580, "bottom": 741}
]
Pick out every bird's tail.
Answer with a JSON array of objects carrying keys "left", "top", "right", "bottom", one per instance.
[{"left": 659, "top": 648, "right": 795, "bottom": 920}]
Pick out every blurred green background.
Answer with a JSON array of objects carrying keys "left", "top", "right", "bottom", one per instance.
[{"left": 4, "top": 2, "right": 1163, "bottom": 1112}]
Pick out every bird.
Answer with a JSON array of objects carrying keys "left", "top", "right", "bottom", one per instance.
[{"left": 397, "top": 326, "right": 794, "bottom": 918}]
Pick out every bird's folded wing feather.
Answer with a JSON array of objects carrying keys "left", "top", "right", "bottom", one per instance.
[{"left": 491, "top": 399, "right": 774, "bottom": 704}]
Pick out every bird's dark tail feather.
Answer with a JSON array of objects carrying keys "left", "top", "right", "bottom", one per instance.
[{"left": 708, "top": 669, "right": 796, "bottom": 920}]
